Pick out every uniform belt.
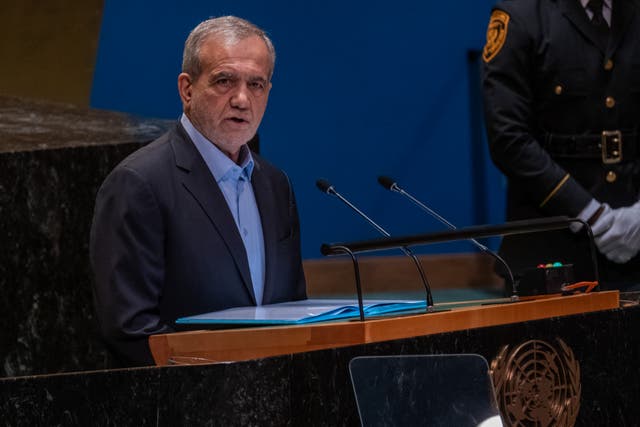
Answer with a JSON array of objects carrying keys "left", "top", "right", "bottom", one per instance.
[{"left": 543, "top": 130, "right": 638, "bottom": 164}]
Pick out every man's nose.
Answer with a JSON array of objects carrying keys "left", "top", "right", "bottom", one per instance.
[{"left": 230, "top": 84, "right": 250, "bottom": 109}]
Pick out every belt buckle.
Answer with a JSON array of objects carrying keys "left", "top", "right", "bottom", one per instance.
[{"left": 601, "top": 130, "right": 622, "bottom": 164}]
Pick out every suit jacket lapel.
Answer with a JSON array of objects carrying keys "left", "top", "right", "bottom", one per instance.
[
  {"left": 170, "top": 125, "right": 256, "bottom": 303},
  {"left": 559, "top": 0, "right": 608, "bottom": 53},
  {"left": 251, "top": 157, "right": 278, "bottom": 304}
]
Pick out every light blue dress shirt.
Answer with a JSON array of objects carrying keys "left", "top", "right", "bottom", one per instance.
[{"left": 180, "top": 114, "right": 266, "bottom": 305}]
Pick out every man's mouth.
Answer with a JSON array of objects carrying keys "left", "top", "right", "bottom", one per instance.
[{"left": 228, "top": 117, "right": 248, "bottom": 124}]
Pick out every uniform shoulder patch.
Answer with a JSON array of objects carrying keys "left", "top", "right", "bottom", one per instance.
[{"left": 483, "top": 9, "right": 510, "bottom": 63}]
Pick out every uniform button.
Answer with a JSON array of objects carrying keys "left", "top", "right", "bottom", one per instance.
[
  {"left": 554, "top": 85, "right": 563, "bottom": 95},
  {"left": 605, "top": 96, "right": 616, "bottom": 108},
  {"left": 606, "top": 171, "right": 617, "bottom": 183},
  {"left": 604, "top": 59, "right": 614, "bottom": 71}
]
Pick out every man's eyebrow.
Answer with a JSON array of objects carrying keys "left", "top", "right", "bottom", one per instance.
[
  {"left": 207, "top": 71, "right": 269, "bottom": 85},
  {"left": 248, "top": 76, "right": 269, "bottom": 83},
  {"left": 209, "top": 71, "right": 236, "bottom": 81}
]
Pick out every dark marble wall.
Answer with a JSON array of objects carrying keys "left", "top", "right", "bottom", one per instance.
[
  {"left": 1, "top": 304, "right": 639, "bottom": 426},
  {"left": 0, "top": 96, "right": 172, "bottom": 376}
]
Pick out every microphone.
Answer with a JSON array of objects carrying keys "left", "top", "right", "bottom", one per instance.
[
  {"left": 316, "top": 178, "right": 434, "bottom": 308},
  {"left": 377, "top": 175, "right": 516, "bottom": 297}
]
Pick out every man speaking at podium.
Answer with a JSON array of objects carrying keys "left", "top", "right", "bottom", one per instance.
[
  {"left": 90, "top": 16, "right": 306, "bottom": 366},
  {"left": 482, "top": 0, "right": 640, "bottom": 291}
]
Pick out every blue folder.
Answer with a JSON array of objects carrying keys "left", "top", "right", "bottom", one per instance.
[{"left": 175, "top": 298, "right": 428, "bottom": 326}]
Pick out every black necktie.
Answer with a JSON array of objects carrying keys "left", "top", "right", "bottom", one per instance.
[{"left": 587, "top": 0, "right": 610, "bottom": 47}]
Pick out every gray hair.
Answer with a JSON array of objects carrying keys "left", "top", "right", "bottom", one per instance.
[{"left": 182, "top": 16, "right": 276, "bottom": 80}]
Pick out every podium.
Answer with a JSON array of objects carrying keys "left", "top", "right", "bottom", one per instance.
[{"left": 144, "top": 292, "right": 627, "bottom": 426}]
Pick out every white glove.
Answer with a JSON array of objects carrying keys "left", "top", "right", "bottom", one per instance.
[{"left": 595, "top": 201, "right": 640, "bottom": 263}]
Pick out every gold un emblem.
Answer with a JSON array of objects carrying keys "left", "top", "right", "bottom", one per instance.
[{"left": 490, "top": 338, "right": 581, "bottom": 426}]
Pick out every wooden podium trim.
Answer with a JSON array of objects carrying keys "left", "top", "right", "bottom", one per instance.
[{"left": 149, "top": 291, "right": 619, "bottom": 366}]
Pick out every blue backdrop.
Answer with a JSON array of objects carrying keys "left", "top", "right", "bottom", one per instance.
[{"left": 90, "top": 0, "right": 505, "bottom": 259}]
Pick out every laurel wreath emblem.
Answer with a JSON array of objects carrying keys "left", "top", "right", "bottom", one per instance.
[{"left": 490, "top": 338, "right": 581, "bottom": 426}]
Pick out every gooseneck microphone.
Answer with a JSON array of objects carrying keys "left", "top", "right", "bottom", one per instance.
[
  {"left": 377, "top": 175, "right": 516, "bottom": 297},
  {"left": 316, "top": 178, "right": 434, "bottom": 308},
  {"left": 316, "top": 179, "right": 390, "bottom": 237}
]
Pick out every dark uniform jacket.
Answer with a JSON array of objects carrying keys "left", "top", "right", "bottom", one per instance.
[
  {"left": 482, "top": 0, "right": 640, "bottom": 288},
  {"left": 90, "top": 123, "right": 307, "bottom": 366}
]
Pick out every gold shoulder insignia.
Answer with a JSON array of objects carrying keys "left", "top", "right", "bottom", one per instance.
[{"left": 483, "top": 10, "right": 510, "bottom": 63}]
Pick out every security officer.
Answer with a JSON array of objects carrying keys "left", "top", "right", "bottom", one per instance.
[{"left": 482, "top": 0, "right": 640, "bottom": 290}]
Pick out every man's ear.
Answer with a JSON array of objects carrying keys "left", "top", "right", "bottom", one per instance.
[{"left": 177, "top": 73, "right": 193, "bottom": 106}]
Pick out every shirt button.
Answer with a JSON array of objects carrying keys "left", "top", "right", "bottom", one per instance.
[
  {"left": 243, "top": 228, "right": 248, "bottom": 236},
  {"left": 605, "top": 96, "right": 616, "bottom": 108},
  {"left": 606, "top": 171, "right": 617, "bottom": 183},
  {"left": 604, "top": 59, "right": 614, "bottom": 71},
  {"left": 554, "top": 85, "right": 563, "bottom": 95}
]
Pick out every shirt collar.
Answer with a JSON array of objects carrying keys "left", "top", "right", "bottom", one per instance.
[
  {"left": 180, "top": 113, "right": 255, "bottom": 183},
  {"left": 580, "top": 0, "right": 612, "bottom": 11}
]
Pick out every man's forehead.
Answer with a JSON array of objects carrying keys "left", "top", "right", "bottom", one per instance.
[
  {"left": 202, "top": 35, "right": 268, "bottom": 57},
  {"left": 200, "top": 35, "right": 271, "bottom": 72}
]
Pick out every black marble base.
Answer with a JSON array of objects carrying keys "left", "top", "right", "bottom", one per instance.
[
  {"left": 1, "top": 303, "right": 639, "bottom": 426},
  {"left": 0, "top": 96, "right": 172, "bottom": 376}
]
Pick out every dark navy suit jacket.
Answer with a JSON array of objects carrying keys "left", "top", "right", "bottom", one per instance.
[
  {"left": 90, "top": 124, "right": 306, "bottom": 366},
  {"left": 482, "top": 0, "right": 640, "bottom": 287}
]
